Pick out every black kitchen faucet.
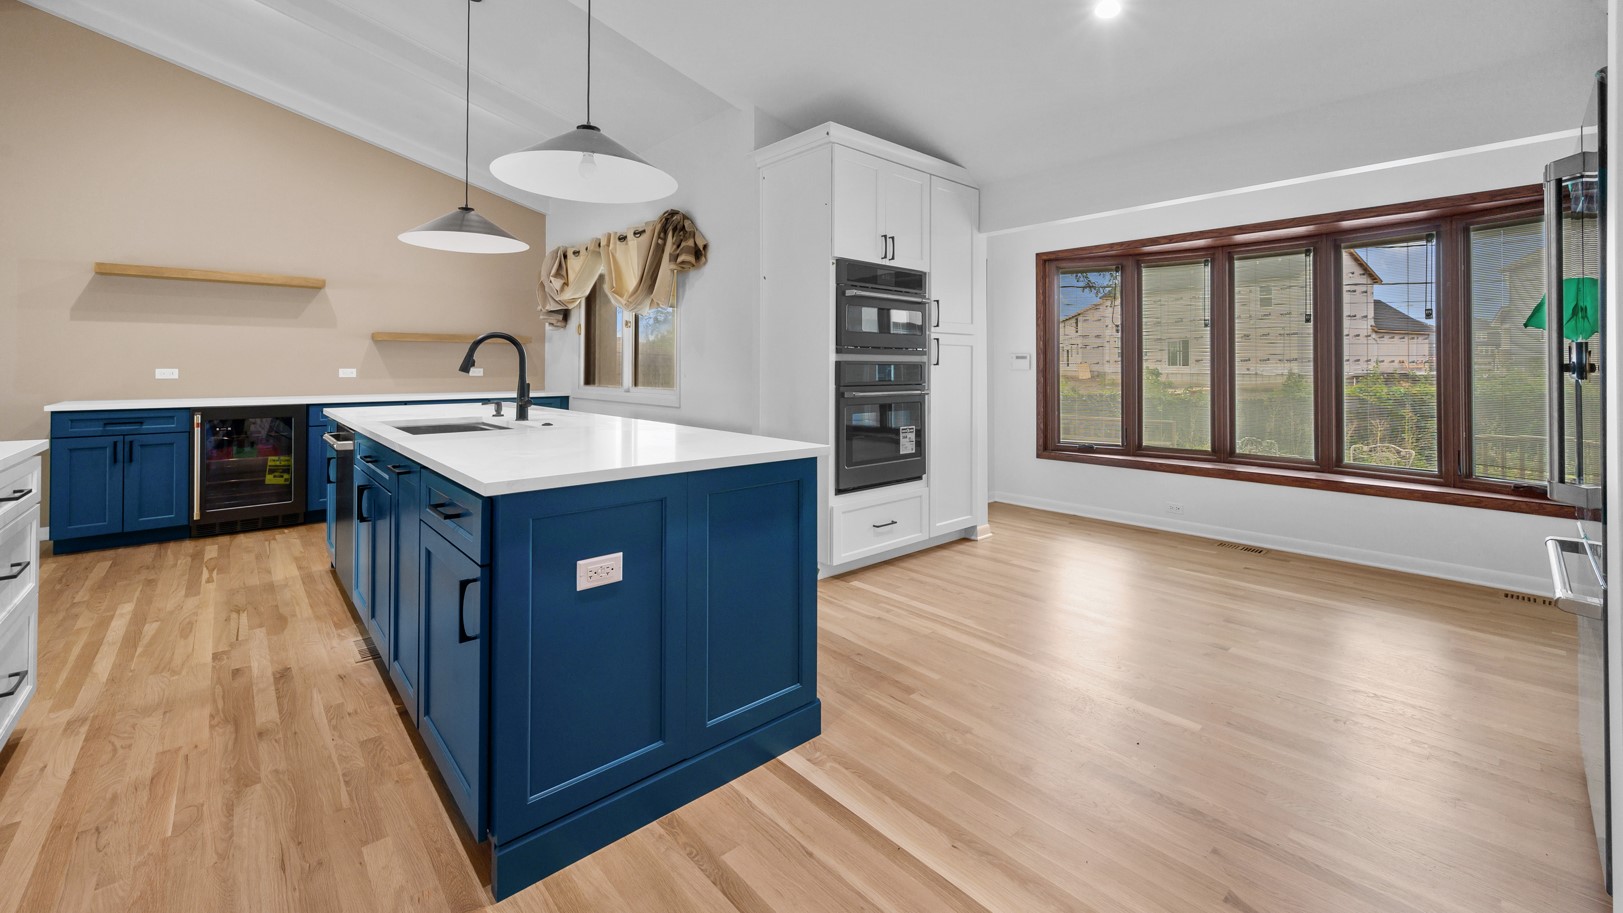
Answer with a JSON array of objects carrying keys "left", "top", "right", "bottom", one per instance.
[{"left": 458, "top": 332, "right": 532, "bottom": 421}]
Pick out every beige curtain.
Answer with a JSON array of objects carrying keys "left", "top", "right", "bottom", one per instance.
[{"left": 536, "top": 209, "right": 708, "bottom": 327}]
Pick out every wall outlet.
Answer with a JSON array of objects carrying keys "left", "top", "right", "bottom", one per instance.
[
  {"left": 1011, "top": 353, "right": 1032, "bottom": 371},
  {"left": 576, "top": 552, "right": 623, "bottom": 591},
  {"left": 338, "top": 368, "right": 357, "bottom": 378},
  {"left": 468, "top": 367, "right": 485, "bottom": 377},
  {"left": 154, "top": 368, "right": 179, "bottom": 380},
  {"left": 1165, "top": 502, "right": 1185, "bottom": 515}
]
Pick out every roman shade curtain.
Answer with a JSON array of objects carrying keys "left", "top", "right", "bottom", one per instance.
[{"left": 537, "top": 209, "right": 708, "bottom": 327}]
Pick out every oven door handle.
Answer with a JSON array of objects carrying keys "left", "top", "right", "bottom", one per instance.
[
  {"left": 842, "top": 390, "right": 928, "bottom": 398},
  {"left": 842, "top": 289, "right": 929, "bottom": 304}
]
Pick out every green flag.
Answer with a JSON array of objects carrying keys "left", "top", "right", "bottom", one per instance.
[{"left": 1524, "top": 276, "right": 1601, "bottom": 340}]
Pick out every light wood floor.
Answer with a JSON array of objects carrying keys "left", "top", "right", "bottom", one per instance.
[{"left": 0, "top": 503, "right": 1607, "bottom": 912}]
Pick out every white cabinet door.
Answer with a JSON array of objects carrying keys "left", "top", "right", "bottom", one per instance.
[
  {"left": 928, "top": 337, "right": 977, "bottom": 537},
  {"left": 880, "top": 164, "right": 930, "bottom": 272},
  {"left": 929, "top": 178, "right": 978, "bottom": 335},
  {"left": 832, "top": 146, "right": 885, "bottom": 263}
]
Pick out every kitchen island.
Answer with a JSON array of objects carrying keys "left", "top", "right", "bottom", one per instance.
[{"left": 322, "top": 403, "right": 825, "bottom": 900}]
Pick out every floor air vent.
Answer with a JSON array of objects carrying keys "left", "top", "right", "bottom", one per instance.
[
  {"left": 192, "top": 513, "right": 305, "bottom": 538},
  {"left": 1216, "top": 542, "right": 1269, "bottom": 556},
  {"left": 1502, "top": 591, "right": 1556, "bottom": 607},
  {"left": 355, "top": 636, "right": 380, "bottom": 664}
]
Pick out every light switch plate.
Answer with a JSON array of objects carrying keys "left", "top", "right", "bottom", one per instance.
[
  {"left": 1011, "top": 353, "right": 1032, "bottom": 371},
  {"left": 576, "top": 552, "right": 623, "bottom": 591},
  {"left": 338, "top": 368, "right": 358, "bottom": 378},
  {"left": 154, "top": 368, "right": 179, "bottom": 380}
]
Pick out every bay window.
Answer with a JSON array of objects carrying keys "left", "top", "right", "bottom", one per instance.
[{"left": 1036, "top": 185, "right": 1574, "bottom": 517}]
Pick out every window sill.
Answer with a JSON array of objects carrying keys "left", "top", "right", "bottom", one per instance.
[
  {"left": 1036, "top": 448, "right": 1576, "bottom": 518},
  {"left": 570, "top": 387, "right": 681, "bottom": 408}
]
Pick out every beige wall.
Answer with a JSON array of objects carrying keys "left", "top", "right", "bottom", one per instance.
[{"left": 0, "top": 0, "right": 549, "bottom": 452}]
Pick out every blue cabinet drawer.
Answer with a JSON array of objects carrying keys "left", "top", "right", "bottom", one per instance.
[
  {"left": 421, "top": 471, "right": 487, "bottom": 565},
  {"left": 52, "top": 409, "right": 190, "bottom": 438},
  {"left": 354, "top": 436, "right": 416, "bottom": 489}
]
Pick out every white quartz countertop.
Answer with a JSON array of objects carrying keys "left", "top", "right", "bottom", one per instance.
[
  {"left": 0, "top": 440, "right": 47, "bottom": 472},
  {"left": 43, "top": 390, "right": 565, "bottom": 413},
  {"left": 325, "top": 404, "right": 826, "bottom": 497}
]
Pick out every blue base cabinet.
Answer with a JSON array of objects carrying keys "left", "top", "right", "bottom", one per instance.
[
  {"left": 418, "top": 523, "right": 489, "bottom": 836},
  {"left": 50, "top": 414, "right": 190, "bottom": 548}
]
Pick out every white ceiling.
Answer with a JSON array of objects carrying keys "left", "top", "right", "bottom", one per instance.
[{"left": 23, "top": 0, "right": 1610, "bottom": 215}]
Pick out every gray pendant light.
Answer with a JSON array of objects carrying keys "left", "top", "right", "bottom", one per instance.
[
  {"left": 489, "top": 0, "right": 677, "bottom": 204},
  {"left": 400, "top": 0, "right": 529, "bottom": 254}
]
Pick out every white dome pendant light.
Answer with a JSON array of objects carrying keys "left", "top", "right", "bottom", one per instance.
[
  {"left": 400, "top": 0, "right": 529, "bottom": 254},
  {"left": 489, "top": 0, "right": 677, "bottom": 204}
]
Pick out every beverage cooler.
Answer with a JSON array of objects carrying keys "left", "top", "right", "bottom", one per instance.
[
  {"left": 191, "top": 406, "right": 305, "bottom": 536},
  {"left": 1542, "top": 67, "right": 1610, "bottom": 892}
]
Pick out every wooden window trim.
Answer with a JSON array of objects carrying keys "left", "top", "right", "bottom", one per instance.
[{"left": 1036, "top": 184, "right": 1576, "bottom": 520}]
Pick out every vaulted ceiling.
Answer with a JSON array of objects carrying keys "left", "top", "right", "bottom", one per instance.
[{"left": 23, "top": 0, "right": 1608, "bottom": 217}]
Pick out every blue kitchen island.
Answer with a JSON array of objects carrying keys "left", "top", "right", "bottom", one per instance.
[{"left": 322, "top": 403, "right": 824, "bottom": 900}]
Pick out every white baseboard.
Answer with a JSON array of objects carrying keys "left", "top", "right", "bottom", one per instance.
[
  {"left": 990, "top": 491, "right": 1550, "bottom": 597},
  {"left": 39, "top": 526, "right": 48, "bottom": 542}
]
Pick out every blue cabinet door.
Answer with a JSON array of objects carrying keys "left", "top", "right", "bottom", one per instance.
[
  {"left": 489, "top": 475, "right": 688, "bottom": 842},
  {"left": 123, "top": 432, "right": 191, "bottom": 532},
  {"left": 306, "top": 429, "right": 329, "bottom": 515},
  {"left": 389, "top": 464, "right": 423, "bottom": 721},
  {"left": 353, "top": 469, "right": 378, "bottom": 632},
  {"left": 420, "top": 524, "right": 488, "bottom": 837},
  {"left": 355, "top": 467, "right": 394, "bottom": 652},
  {"left": 50, "top": 435, "right": 123, "bottom": 540},
  {"left": 685, "top": 460, "right": 818, "bottom": 750}
]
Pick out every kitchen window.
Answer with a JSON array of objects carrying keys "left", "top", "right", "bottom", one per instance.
[
  {"left": 1036, "top": 185, "right": 1574, "bottom": 517},
  {"left": 578, "top": 286, "right": 679, "bottom": 404}
]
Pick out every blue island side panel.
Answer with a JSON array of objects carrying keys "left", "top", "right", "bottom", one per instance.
[{"left": 486, "top": 457, "right": 819, "bottom": 898}]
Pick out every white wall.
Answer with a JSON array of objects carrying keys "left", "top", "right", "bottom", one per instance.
[
  {"left": 986, "top": 133, "right": 1584, "bottom": 595},
  {"left": 542, "top": 106, "right": 786, "bottom": 434}
]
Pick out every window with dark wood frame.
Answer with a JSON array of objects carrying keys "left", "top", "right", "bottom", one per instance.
[{"left": 1035, "top": 186, "right": 1576, "bottom": 518}]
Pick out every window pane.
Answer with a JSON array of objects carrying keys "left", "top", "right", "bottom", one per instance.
[
  {"left": 1469, "top": 221, "right": 1546, "bottom": 482},
  {"left": 583, "top": 287, "right": 623, "bottom": 388},
  {"left": 1341, "top": 236, "right": 1438, "bottom": 471},
  {"left": 1056, "top": 268, "right": 1123, "bottom": 445},
  {"left": 1234, "top": 251, "right": 1314, "bottom": 459},
  {"left": 1140, "top": 261, "right": 1211, "bottom": 450},
  {"left": 634, "top": 308, "right": 676, "bottom": 389}
]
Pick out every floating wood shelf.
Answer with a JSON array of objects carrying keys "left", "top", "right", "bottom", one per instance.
[
  {"left": 372, "top": 331, "right": 534, "bottom": 345},
  {"left": 93, "top": 262, "right": 327, "bottom": 290}
]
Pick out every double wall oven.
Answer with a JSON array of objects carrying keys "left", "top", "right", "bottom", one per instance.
[{"left": 835, "top": 259, "right": 930, "bottom": 494}]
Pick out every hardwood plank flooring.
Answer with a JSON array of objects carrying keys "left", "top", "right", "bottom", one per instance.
[{"left": 0, "top": 503, "right": 1606, "bottom": 912}]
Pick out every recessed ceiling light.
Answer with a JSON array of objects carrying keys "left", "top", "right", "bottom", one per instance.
[{"left": 1094, "top": 0, "right": 1123, "bottom": 19}]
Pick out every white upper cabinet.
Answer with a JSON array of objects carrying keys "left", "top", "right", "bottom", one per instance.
[
  {"left": 929, "top": 177, "right": 979, "bottom": 335},
  {"left": 833, "top": 146, "right": 930, "bottom": 271}
]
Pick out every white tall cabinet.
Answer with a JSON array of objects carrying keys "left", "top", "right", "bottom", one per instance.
[
  {"left": 757, "top": 124, "right": 988, "bottom": 572},
  {"left": 0, "top": 441, "right": 44, "bottom": 751}
]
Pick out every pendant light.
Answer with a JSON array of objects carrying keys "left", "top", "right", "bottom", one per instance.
[
  {"left": 489, "top": 0, "right": 677, "bottom": 204},
  {"left": 400, "top": 0, "right": 529, "bottom": 254}
]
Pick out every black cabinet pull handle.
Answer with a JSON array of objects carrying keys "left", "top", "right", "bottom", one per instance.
[
  {"left": 356, "top": 484, "right": 373, "bottom": 522},
  {"left": 932, "top": 338, "right": 940, "bottom": 366},
  {"left": 360, "top": 455, "right": 378, "bottom": 464},
  {"left": 127, "top": 440, "right": 135, "bottom": 463},
  {"left": 0, "top": 488, "right": 32, "bottom": 503},
  {"left": 933, "top": 298, "right": 940, "bottom": 327},
  {"left": 457, "top": 577, "right": 480, "bottom": 643},
  {"left": 872, "top": 520, "right": 898, "bottom": 529},
  {"left": 111, "top": 440, "right": 118, "bottom": 465},
  {"left": 0, "top": 560, "right": 30, "bottom": 581},
  {"left": 879, "top": 233, "right": 886, "bottom": 259},
  {"left": 429, "top": 502, "right": 467, "bottom": 521},
  {"left": 0, "top": 670, "right": 25, "bottom": 699},
  {"left": 386, "top": 464, "right": 413, "bottom": 475}
]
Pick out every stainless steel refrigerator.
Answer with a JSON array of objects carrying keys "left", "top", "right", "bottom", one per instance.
[{"left": 1543, "top": 66, "right": 1609, "bottom": 892}]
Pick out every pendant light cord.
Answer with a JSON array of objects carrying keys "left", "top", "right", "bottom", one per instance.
[
  {"left": 585, "top": 0, "right": 592, "bottom": 125},
  {"left": 463, "top": 0, "right": 472, "bottom": 209}
]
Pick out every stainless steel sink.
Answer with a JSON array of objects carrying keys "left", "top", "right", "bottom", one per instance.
[{"left": 388, "top": 421, "right": 510, "bottom": 435}]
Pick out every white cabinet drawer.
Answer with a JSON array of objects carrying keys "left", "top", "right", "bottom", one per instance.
[
  {"left": 0, "top": 456, "right": 41, "bottom": 531},
  {"left": 0, "top": 506, "right": 40, "bottom": 623},
  {"left": 0, "top": 589, "right": 37, "bottom": 748},
  {"left": 831, "top": 491, "right": 927, "bottom": 565}
]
